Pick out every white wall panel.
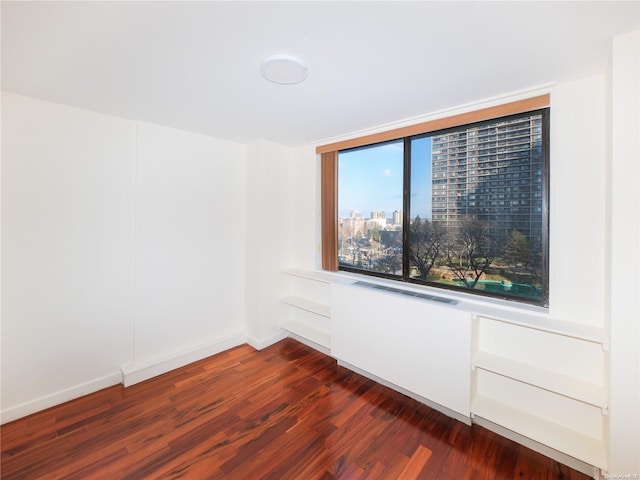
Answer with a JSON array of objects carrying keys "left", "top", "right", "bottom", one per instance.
[
  {"left": 332, "top": 282, "right": 471, "bottom": 418},
  {"left": 133, "top": 122, "right": 246, "bottom": 364},
  {"left": 291, "top": 145, "right": 319, "bottom": 270},
  {"left": 549, "top": 75, "right": 607, "bottom": 326},
  {"left": 1, "top": 93, "right": 136, "bottom": 419},
  {"left": 608, "top": 29, "right": 640, "bottom": 477},
  {"left": 244, "top": 141, "right": 295, "bottom": 347}
]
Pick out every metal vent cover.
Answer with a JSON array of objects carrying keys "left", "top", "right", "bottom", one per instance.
[{"left": 353, "top": 281, "right": 458, "bottom": 305}]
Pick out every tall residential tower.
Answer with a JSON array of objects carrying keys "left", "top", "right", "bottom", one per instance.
[{"left": 430, "top": 113, "right": 544, "bottom": 244}]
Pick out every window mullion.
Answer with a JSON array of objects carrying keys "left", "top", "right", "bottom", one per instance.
[{"left": 403, "top": 137, "right": 411, "bottom": 280}]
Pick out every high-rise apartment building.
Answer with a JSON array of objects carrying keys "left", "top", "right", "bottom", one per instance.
[{"left": 430, "top": 113, "right": 544, "bottom": 244}]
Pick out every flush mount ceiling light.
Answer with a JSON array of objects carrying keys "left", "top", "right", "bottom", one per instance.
[{"left": 260, "top": 54, "right": 308, "bottom": 85}]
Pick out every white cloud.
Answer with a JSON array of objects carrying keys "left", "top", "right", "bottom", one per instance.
[{"left": 383, "top": 168, "right": 392, "bottom": 176}]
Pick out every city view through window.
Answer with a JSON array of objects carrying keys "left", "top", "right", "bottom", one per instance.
[{"left": 338, "top": 111, "right": 548, "bottom": 305}]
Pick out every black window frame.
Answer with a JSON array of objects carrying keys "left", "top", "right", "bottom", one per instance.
[{"left": 337, "top": 108, "right": 550, "bottom": 307}]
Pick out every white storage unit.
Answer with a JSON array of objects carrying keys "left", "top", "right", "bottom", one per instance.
[
  {"left": 331, "top": 281, "right": 472, "bottom": 421},
  {"left": 277, "top": 269, "right": 610, "bottom": 475},
  {"left": 470, "top": 313, "right": 609, "bottom": 470},
  {"left": 279, "top": 268, "right": 333, "bottom": 351}
]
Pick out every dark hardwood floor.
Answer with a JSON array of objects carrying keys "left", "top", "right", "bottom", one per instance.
[{"left": 1, "top": 338, "right": 591, "bottom": 479}]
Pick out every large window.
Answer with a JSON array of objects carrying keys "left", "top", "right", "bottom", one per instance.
[{"left": 324, "top": 100, "right": 549, "bottom": 306}]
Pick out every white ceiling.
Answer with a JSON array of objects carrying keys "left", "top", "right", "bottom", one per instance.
[{"left": 2, "top": 1, "right": 638, "bottom": 146}]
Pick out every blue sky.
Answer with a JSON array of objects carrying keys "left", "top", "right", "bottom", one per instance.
[{"left": 338, "top": 137, "right": 432, "bottom": 219}]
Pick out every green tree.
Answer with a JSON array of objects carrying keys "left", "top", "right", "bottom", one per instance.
[
  {"left": 444, "top": 216, "right": 494, "bottom": 288},
  {"left": 377, "top": 253, "right": 402, "bottom": 275},
  {"left": 409, "top": 216, "right": 446, "bottom": 280},
  {"left": 370, "top": 225, "right": 380, "bottom": 242},
  {"left": 503, "top": 229, "right": 541, "bottom": 285}
]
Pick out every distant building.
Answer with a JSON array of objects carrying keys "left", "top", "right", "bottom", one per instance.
[
  {"left": 380, "top": 229, "right": 401, "bottom": 247},
  {"left": 430, "top": 113, "right": 543, "bottom": 243},
  {"left": 340, "top": 216, "right": 365, "bottom": 240},
  {"left": 392, "top": 210, "right": 402, "bottom": 225},
  {"left": 366, "top": 218, "right": 387, "bottom": 232},
  {"left": 371, "top": 210, "right": 386, "bottom": 220}
]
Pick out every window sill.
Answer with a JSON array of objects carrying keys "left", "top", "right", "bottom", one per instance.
[{"left": 294, "top": 268, "right": 608, "bottom": 346}]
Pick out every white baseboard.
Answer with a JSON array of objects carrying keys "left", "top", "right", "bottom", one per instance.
[
  {"left": 1, "top": 372, "right": 122, "bottom": 425},
  {"left": 472, "top": 416, "right": 600, "bottom": 479},
  {"left": 2, "top": 331, "right": 250, "bottom": 423},
  {"left": 121, "top": 330, "right": 247, "bottom": 387},
  {"left": 337, "top": 359, "right": 472, "bottom": 426},
  {"left": 246, "top": 330, "right": 289, "bottom": 350},
  {"left": 287, "top": 331, "right": 332, "bottom": 357}
]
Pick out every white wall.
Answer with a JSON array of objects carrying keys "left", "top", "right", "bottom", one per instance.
[
  {"left": 132, "top": 122, "right": 247, "bottom": 368},
  {"left": 291, "top": 145, "right": 320, "bottom": 270},
  {"left": 550, "top": 75, "right": 607, "bottom": 326},
  {"left": 608, "top": 30, "right": 640, "bottom": 476},
  {"left": 1, "top": 93, "right": 136, "bottom": 419},
  {"left": 1, "top": 94, "right": 250, "bottom": 419},
  {"left": 244, "top": 140, "right": 294, "bottom": 348}
]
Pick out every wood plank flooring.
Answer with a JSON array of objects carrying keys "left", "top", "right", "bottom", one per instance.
[{"left": 1, "top": 338, "right": 591, "bottom": 479}]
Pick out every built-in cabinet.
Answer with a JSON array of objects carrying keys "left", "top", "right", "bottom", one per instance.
[
  {"left": 279, "top": 268, "right": 333, "bottom": 351},
  {"left": 331, "top": 281, "right": 472, "bottom": 420},
  {"left": 470, "top": 313, "right": 609, "bottom": 471},
  {"left": 278, "top": 269, "right": 609, "bottom": 475}
]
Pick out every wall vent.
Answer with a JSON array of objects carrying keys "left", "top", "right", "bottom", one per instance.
[{"left": 354, "top": 281, "right": 458, "bottom": 305}]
